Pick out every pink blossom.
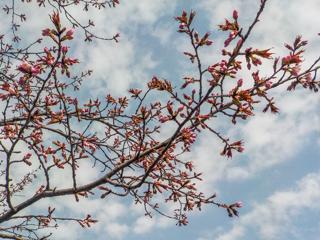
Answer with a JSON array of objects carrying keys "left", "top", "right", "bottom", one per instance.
[
  {"left": 83, "top": 140, "right": 97, "bottom": 152},
  {"left": 181, "top": 127, "right": 197, "bottom": 147},
  {"left": 30, "top": 129, "right": 42, "bottom": 144},
  {"left": 4, "top": 124, "right": 18, "bottom": 139},
  {"left": 31, "top": 66, "right": 41, "bottom": 75},
  {"left": 291, "top": 65, "right": 301, "bottom": 76},
  {"left": 282, "top": 54, "right": 302, "bottom": 65},
  {"left": 17, "top": 61, "right": 41, "bottom": 75},
  {"left": 17, "top": 61, "right": 31, "bottom": 72}
]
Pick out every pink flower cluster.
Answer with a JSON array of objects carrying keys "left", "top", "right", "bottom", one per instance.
[
  {"left": 17, "top": 61, "right": 41, "bottom": 75},
  {"left": 181, "top": 127, "right": 197, "bottom": 149}
]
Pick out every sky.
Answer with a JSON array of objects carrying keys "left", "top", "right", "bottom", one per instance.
[{"left": 1, "top": 0, "right": 320, "bottom": 239}]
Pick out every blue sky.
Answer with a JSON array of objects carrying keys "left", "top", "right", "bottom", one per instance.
[{"left": 1, "top": 0, "right": 320, "bottom": 239}]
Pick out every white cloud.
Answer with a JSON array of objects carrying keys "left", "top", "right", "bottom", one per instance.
[
  {"left": 98, "top": 201, "right": 128, "bottom": 221},
  {"left": 48, "top": 221, "right": 82, "bottom": 240},
  {"left": 226, "top": 90, "right": 320, "bottom": 180},
  {"left": 215, "top": 226, "right": 244, "bottom": 240},
  {"left": 187, "top": 135, "right": 230, "bottom": 194},
  {"left": 215, "top": 171, "right": 320, "bottom": 240},
  {"left": 151, "top": 22, "right": 175, "bottom": 46},
  {"left": 133, "top": 216, "right": 155, "bottom": 234},
  {"left": 105, "top": 223, "right": 129, "bottom": 239},
  {"left": 132, "top": 214, "right": 172, "bottom": 234},
  {"left": 80, "top": 40, "right": 157, "bottom": 96}
]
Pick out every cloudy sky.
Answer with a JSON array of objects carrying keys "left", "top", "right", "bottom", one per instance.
[{"left": 2, "top": 0, "right": 320, "bottom": 239}]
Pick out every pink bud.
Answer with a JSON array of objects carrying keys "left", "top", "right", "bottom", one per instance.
[
  {"left": 238, "top": 146, "right": 244, "bottom": 152},
  {"left": 18, "top": 77, "right": 25, "bottom": 85},
  {"left": 114, "top": 33, "right": 120, "bottom": 42},
  {"left": 18, "top": 61, "right": 41, "bottom": 76},
  {"left": 206, "top": 40, "right": 213, "bottom": 46},
  {"left": 31, "top": 66, "right": 41, "bottom": 75},
  {"left": 17, "top": 61, "right": 30, "bottom": 73},
  {"left": 235, "top": 201, "right": 243, "bottom": 208},
  {"left": 265, "top": 81, "right": 272, "bottom": 89},
  {"left": 23, "top": 153, "right": 32, "bottom": 160},
  {"left": 42, "top": 28, "right": 51, "bottom": 37},
  {"left": 61, "top": 46, "right": 68, "bottom": 54},
  {"left": 67, "top": 29, "right": 74, "bottom": 36},
  {"left": 51, "top": 12, "right": 60, "bottom": 27},
  {"left": 233, "top": 10, "right": 238, "bottom": 20},
  {"left": 64, "top": 29, "right": 74, "bottom": 40},
  {"left": 178, "top": 105, "right": 184, "bottom": 112}
]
